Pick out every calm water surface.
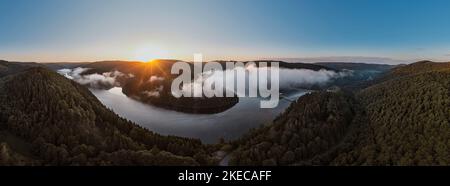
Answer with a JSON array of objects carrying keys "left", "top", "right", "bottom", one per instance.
[{"left": 91, "top": 87, "right": 308, "bottom": 143}]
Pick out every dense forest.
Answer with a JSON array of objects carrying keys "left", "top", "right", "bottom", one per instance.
[
  {"left": 229, "top": 61, "right": 450, "bottom": 165},
  {"left": 0, "top": 67, "right": 219, "bottom": 165},
  {"left": 331, "top": 67, "right": 450, "bottom": 165},
  {"left": 229, "top": 91, "right": 359, "bottom": 165}
]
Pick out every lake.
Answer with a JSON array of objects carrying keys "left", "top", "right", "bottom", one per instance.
[{"left": 91, "top": 87, "right": 308, "bottom": 143}]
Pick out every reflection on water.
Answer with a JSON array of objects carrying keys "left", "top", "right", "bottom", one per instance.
[{"left": 91, "top": 87, "right": 308, "bottom": 144}]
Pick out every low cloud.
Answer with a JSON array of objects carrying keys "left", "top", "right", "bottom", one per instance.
[
  {"left": 179, "top": 66, "right": 352, "bottom": 97},
  {"left": 277, "top": 68, "right": 352, "bottom": 88},
  {"left": 57, "top": 67, "right": 128, "bottom": 89},
  {"left": 149, "top": 75, "right": 164, "bottom": 82},
  {"left": 142, "top": 85, "right": 164, "bottom": 98}
]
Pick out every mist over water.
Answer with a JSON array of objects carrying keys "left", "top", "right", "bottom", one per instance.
[
  {"left": 180, "top": 66, "right": 351, "bottom": 97},
  {"left": 60, "top": 66, "right": 347, "bottom": 143},
  {"left": 91, "top": 87, "right": 308, "bottom": 143}
]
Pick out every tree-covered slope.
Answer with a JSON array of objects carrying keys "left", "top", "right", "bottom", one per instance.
[
  {"left": 331, "top": 70, "right": 450, "bottom": 165},
  {"left": 0, "top": 67, "right": 217, "bottom": 165},
  {"left": 229, "top": 91, "right": 358, "bottom": 165},
  {"left": 230, "top": 61, "right": 450, "bottom": 166},
  {"left": 388, "top": 61, "right": 450, "bottom": 78},
  {"left": 0, "top": 60, "right": 41, "bottom": 77}
]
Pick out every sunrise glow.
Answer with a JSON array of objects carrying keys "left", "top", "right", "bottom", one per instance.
[{"left": 132, "top": 44, "right": 170, "bottom": 62}]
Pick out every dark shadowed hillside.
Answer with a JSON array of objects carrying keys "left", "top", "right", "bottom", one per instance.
[
  {"left": 0, "top": 67, "right": 218, "bottom": 165},
  {"left": 331, "top": 68, "right": 450, "bottom": 165},
  {"left": 0, "top": 60, "right": 41, "bottom": 77},
  {"left": 315, "top": 62, "right": 394, "bottom": 71},
  {"left": 230, "top": 61, "right": 450, "bottom": 165},
  {"left": 229, "top": 91, "right": 358, "bottom": 165},
  {"left": 314, "top": 62, "right": 394, "bottom": 91},
  {"left": 389, "top": 61, "right": 450, "bottom": 77}
]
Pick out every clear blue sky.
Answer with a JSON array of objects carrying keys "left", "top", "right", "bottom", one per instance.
[{"left": 1, "top": 0, "right": 450, "bottom": 63}]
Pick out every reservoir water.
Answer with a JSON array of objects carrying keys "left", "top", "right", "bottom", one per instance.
[{"left": 91, "top": 87, "right": 308, "bottom": 143}]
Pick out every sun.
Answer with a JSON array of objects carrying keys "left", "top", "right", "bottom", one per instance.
[{"left": 132, "top": 45, "right": 170, "bottom": 62}]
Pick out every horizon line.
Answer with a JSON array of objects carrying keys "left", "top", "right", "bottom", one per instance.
[{"left": 0, "top": 56, "right": 428, "bottom": 65}]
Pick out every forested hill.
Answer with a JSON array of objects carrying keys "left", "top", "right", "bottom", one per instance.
[
  {"left": 230, "top": 61, "right": 450, "bottom": 165},
  {"left": 389, "top": 61, "right": 450, "bottom": 77},
  {"left": 0, "top": 67, "right": 217, "bottom": 165},
  {"left": 229, "top": 92, "right": 359, "bottom": 165},
  {"left": 315, "top": 62, "right": 394, "bottom": 71},
  {"left": 0, "top": 60, "right": 41, "bottom": 77},
  {"left": 331, "top": 67, "right": 450, "bottom": 165}
]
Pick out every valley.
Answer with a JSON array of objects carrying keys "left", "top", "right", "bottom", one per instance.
[{"left": 0, "top": 59, "right": 449, "bottom": 166}]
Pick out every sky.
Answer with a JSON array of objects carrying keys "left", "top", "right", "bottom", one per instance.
[{"left": 2, "top": 0, "right": 450, "bottom": 64}]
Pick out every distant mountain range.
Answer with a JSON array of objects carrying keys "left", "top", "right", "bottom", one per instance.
[{"left": 266, "top": 56, "right": 410, "bottom": 65}]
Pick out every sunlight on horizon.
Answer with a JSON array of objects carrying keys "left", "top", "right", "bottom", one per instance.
[{"left": 132, "top": 44, "right": 170, "bottom": 62}]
